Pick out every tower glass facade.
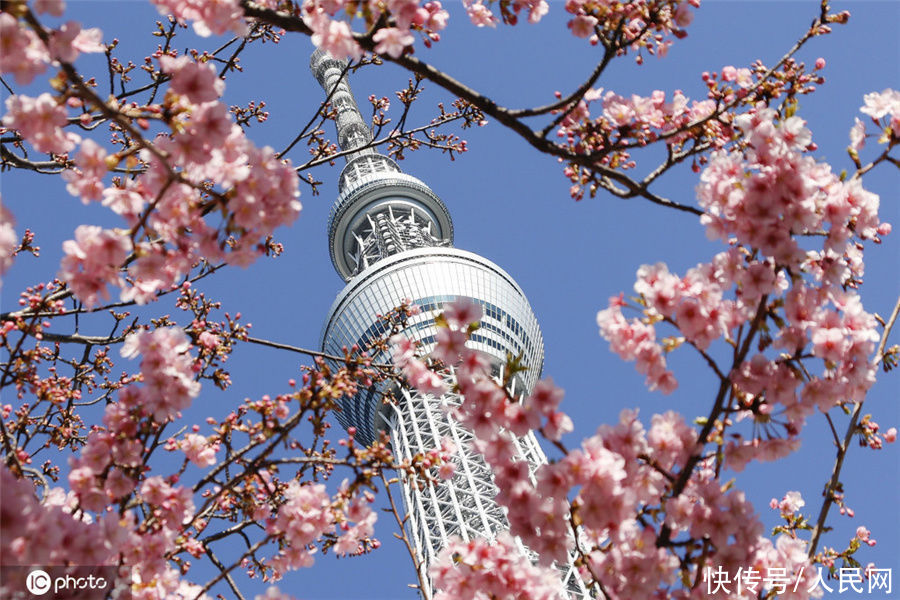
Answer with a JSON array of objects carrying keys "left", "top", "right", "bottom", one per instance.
[{"left": 312, "top": 50, "right": 587, "bottom": 598}]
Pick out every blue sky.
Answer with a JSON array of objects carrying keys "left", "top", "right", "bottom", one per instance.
[{"left": 2, "top": 1, "right": 898, "bottom": 599}]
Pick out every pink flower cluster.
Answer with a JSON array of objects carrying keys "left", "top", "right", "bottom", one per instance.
[
  {"left": 141, "top": 475, "right": 196, "bottom": 529},
  {"left": 412, "top": 302, "right": 824, "bottom": 599},
  {"left": 1, "top": 473, "right": 205, "bottom": 599},
  {"left": 265, "top": 482, "right": 331, "bottom": 575},
  {"left": 265, "top": 481, "right": 376, "bottom": 577},
  {"left": 62, "top": 139, "right": 109, "bottom": 202},
  {"left": 560, "top": 88, "right": 718, "bottom": 153},
  {"left": 0, "top": 13, "right": 49, "bottom": 85},
  {"left": 596, "top": 292, "right": 678, "bottom": 394},
  {"left": 120, "top": 327, "right": 201, "bottom": 422},
  {"left": 0, "top": 10, "right": 103, "bottom": 86},
  {"left": 180, "top": 432, "right": 220, "bottom": 467},
  {"left": 58, "top": 225, "right": 130, "bottom": 309},
  {"left": 2, "top": 11, "right": 303, "bottom": 309},
  {"left": 1, "top": 466, "right": 123, "bottom": 566},
  {"left": 396, "top": 300, "right": 577, "bottom": 567},
  {"left": 48, "top": 20, "right": 104, "bottom": 62},
  {"left": 770, "top": 490, "right": 805, "bottom": 517},
  {"left": 563, "top": 0, "right": 699, "bottom": 57},
  {"left": 559, "top": 88, "right": 719, "bottom": 199},
  {"left": 462, "top": 0, "right": 548, "bottom": 28},
  {"left": 391, "top": 334, "right": 448, "bottom": 396},
  {"left": 860, "top": 88, "right": 900, "bottom": 135},
  {"left": 69, "top": 428, "right": 142, "bottom": 511},
  {"left": 699, "top": 109, "right": 887, "bottom": 266},
  {"left": 598, "top": 106, "right": 886, "bottom": 475},
  {"left": 65, "top": 328, "right": 198, "bottom": 520},
  {"left": 3, "top": 93, "right": 80, "bottom": 155},
  {"left": 50, "top": 53, "right": 301, "bottom": 307},
  {"left": 303, "top": 0, "right": 450, "bottom": 60},
  {"left": 333, "top": 492, "right": 377, "bottom": 556},
  {"left": 0, "top": 202, "right": 16, "bottom": 281},
  {"left": 430, "top": 533, "right": 566, "bottom": 600},
  {"left": 149, "top": 0, "right": 266, "bottom": 37}
]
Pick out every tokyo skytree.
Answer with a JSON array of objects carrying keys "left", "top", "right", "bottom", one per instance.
[{"left": 312, "top": 50, "right": 587, "bottom": 598}]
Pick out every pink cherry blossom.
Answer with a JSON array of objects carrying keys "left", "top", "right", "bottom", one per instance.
[
  {"left": 770, "top": 490, "right": 805, "bottom": 515},
  {"left": 849, "top": 117, "right": 866, "bottom": 150},
  {"left": 306, "top": 11, "right": 362, "bottom": 60},
  {"left": 568, "top": 14, "right": 598, "bottom": 38},
  {"left": 62, "top": 138, "right": 109, "bottom": 202},
  {"left": 120, "top": 327, "right": 200, "bottom": 422},
  {"left": 141, "top": 476, "right": 195, "bottom": 528},
  {"left": 443, "top": 297, "right": 483, "bottom": 329},
  {"left": 150, "top": 0, "right": 247, "bottom": 37},
  {"left": 266, "top": 482, "right": 333, "bottom": 571},
  {"left": 48, "top": 21, "right": 104, "bottom": 63},
  {"left": 422, "top": 1, "right": 449, "bottom": 31},
  {"left": 859, "top": 88, "right": 900, "bottom": 120},
  {"left": 431, "top": 533, "right": 566, "bottom": 600},
  {"left": 3, "top": 93, "right": 79, "bottom": 155},
  {"left": 2, "top": 466, "right": 122, "bottom": 566},
  {"left": 373, "top": 27, "right": 414, "bottom": 58},
  {"left": 181, "top": 433, "right": 219, "bottom": 466},
  {"left": 34, "top": 0, "right": 66, "bottom": 16},
  {"left": 159, "top": 55, "right": 225, "bottom": 104},
  {"left": 391, "top": 334, "right": 448, "bottom": 395},
  {"left": 0, "top": 203, "right": 16, "bottom": 280},
  {"left": 59, "top": 225, "right": 130, "bottom": 308},
  {"left": 462, "top": 0, "right": 498, "bottom": 28},
  {"left": 0, "top": 14, "right": 50, "bottom": 85}
]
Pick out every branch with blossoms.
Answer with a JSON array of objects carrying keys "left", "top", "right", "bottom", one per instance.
[
  {"left": 1, "top": 0, "right": 898, "bottom": 598},
  {"left": 1, "top": 294, "right": 466, "bottom": 598},
  {"left": 394, "top": 84, "right": 898, "bottom": 598},
  {"left": 238, "top": 0, "right": 854, "bottom": 217}
]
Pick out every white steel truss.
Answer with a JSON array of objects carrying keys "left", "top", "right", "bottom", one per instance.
[{"left": 387, "top": 370, "right": 590, "bottom": 599}]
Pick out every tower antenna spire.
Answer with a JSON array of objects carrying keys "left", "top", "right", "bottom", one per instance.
[{"left": 310, "top": 49, "right": 375, "bottom": 160}]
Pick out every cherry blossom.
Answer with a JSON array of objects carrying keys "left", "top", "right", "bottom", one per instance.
[
  {"left": 149, "top": 0, "right": 248, "bottom": 37},
  {"left": 58, "top": 225, "right": 130, "bottom": 308},
  {"left": 3, "top": 93, "right": 79, "bottom": 155},
  {"left": 159, "top": 55, "right": 225, "bottom": 104},
  {"left": 48, "top": 20, "right": 104, "bottom": 63},
  {"left": 0, "top": 3, "right": 895, "bottom": 599},
  {"left": 430, "top": 534, "right": 566, "bottom": 600},
  {"left": 181, "top": 433, "right": 219, "bottom": 467},
  {"left": 120, "top": 327, "right": 201, "bottom": 422},
  {"left": 373, "top": 27, "right": 415, "bottom": 58},
  {"left": 462, "top": 0, "right": 498, "bottom": 28},
  {"left": 1, "top": 465, "right": 122, "bottom": 567},
  {"left": 34, "top": 0, "right": 66, "bottom": 16},
  {"left": 0, "top": 203, "right": 16, "bottom": 280},
  {"left": 0, "top": 13, "right": 50, "bottom": 84}
]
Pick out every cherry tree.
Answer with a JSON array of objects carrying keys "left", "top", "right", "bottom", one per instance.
[{"left": 1, "top": 1, "right": 898, "bottom": 599}]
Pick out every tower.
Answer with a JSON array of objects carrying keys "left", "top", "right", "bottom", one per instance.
[{"left": 312, "top": 51, "right": 586, "bottom": 598}]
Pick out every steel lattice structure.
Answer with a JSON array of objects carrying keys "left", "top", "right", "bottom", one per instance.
[{"left": 312, "top": 50, "right": 588, "bottom": 599}]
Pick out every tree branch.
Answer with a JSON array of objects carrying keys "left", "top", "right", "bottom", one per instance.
[{"left": 808, "top": 293, "right": 900, "bottom": 557}]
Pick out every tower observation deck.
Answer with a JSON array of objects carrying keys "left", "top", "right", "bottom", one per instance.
[{"left": 312, "top": 50, "right": 587, "bottom": 598}]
